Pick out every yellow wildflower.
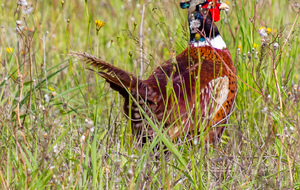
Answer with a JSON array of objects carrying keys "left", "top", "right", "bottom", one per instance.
[
  {"left": 6, "top": 47, "right": 13, "bottom": 53},
  {"left": 95, "top": 20, "right": 105, "bottom": 31},
  {"left": 295, "top": 75, "right": 298, "bottom": 80},
  {"left": 253, "top": 43, "right": 259, "bottom": 48},
  {"left": 259, "top": 26, "right": 266, "bottom": 31},
  {"left": 238, "top": 45, "right": 242, "bottom": 50},
  {"left": 49, "top": 87, "right": 54, "bottom": 91},
  {"left": 226, "top": 1, "right": 229, "bottom": 5},
  {"left": 266, "top": 28, "right": 272, "bottom": 34}
]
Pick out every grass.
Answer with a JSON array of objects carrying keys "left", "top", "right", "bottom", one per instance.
[{"left": 0, "top": 0, "right": 300, "bottom": 189}]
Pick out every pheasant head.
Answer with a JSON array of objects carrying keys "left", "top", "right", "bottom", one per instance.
[{"left": 180, "top": 0, "right": 230, "bottom": 45}]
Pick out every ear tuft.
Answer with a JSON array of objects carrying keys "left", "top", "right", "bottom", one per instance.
[{"left": 180, "top": 1, "right": 190, "bottom": 9}]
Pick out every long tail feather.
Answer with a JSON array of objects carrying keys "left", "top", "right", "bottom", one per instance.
[{"left": 70, "top": 52, "right": 138, "bottom": 92}]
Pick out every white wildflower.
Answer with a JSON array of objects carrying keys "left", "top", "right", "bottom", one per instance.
[
  {"left": 261, "top": 107, "right": 268, "bottom": 114},
  {"left": 17, "top": 0, "right": 28, "bottom": 6},
  {"left": 90, "top": 127, "right": 95, "bottom": 133},
  {"left": 53, "top": 144, "right": 58, "bottom": 153},
  {"left": 259, "top": 27, "right": 268, "bottom": 38},
  {"left": 23, "top": 6, "right": 33, "bottom": 14},
  {"left": 44, "top": 94, "right": 50, "bottom": 103},
  {"left": 273, "top": 42, "right": 279, "bottom": 50},
  {"left": 193, "top": 138, "right": 198, "bottom": 145},
  {"left": 80, "top": 135, "right": 86, "bottom": 143},
  {"left": 128, "top": 168, "right": 133, "bottom": 177},
  {"left": 16, "top": 20, "right": 22, "bottom": 25}
]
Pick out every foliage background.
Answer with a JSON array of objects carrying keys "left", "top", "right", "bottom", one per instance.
[{"left": 0, "top": 0, "right": 300, "bottom": 189}]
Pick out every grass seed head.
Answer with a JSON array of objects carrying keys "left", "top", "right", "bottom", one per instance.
[
  {"left": 247, "top": 51, "right": 251, "bottom": 59},
  {"left": 51, "top": 91, "right": 57, "bottom": 98},
  {"left": 243, "top": 53, "right": 246, "bottom": 60},
  {"left": 63, "top": 102, "right": 67, "bottom": 109},
  {"left": 254, "top": 51, "right": 258, "bottom": 59}
]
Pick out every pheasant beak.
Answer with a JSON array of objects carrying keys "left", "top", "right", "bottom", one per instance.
[{"left": 219, "top": 2, "right": 230, "bottom": 10}]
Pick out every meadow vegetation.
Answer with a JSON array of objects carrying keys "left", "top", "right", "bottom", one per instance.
[{"left": 0, "top": 0, "right": 300, "bottom": 189}]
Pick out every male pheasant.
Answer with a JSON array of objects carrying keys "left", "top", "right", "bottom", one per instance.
[{"left": 72, "top": 0, "right": 237, "bottom": 145}]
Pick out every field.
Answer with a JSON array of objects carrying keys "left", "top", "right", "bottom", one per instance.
[{"left": 0, "top": 0, "right": 300, "bottom": 189}]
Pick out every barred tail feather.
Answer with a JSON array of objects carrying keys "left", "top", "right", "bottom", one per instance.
[{"left": 70, "top": 52, "right": 138, "bottom": 95}]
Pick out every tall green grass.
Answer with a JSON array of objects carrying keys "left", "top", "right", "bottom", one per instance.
[{"left": 0, "top": 0, "right": 299, "bottom": 189}]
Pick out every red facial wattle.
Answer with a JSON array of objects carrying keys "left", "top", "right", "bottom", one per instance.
[
  {"left": 210, "top": 5, "right": 220, "bottom": 22},
  {"left": 202, "top": 0, "right": 221, "bottom": 22}
]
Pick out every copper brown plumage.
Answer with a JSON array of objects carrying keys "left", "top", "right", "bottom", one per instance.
[{"left": 71, "top": 0, "right": 236, "bottom": 145}]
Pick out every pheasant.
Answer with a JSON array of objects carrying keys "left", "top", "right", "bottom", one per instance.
[{"left": 72, "top": 0, "right": 237, "bottom": 145}]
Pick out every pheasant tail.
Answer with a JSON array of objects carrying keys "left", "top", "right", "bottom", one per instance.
[{"left": 70, "top": 52, "right": 138, "bottom": 96}]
